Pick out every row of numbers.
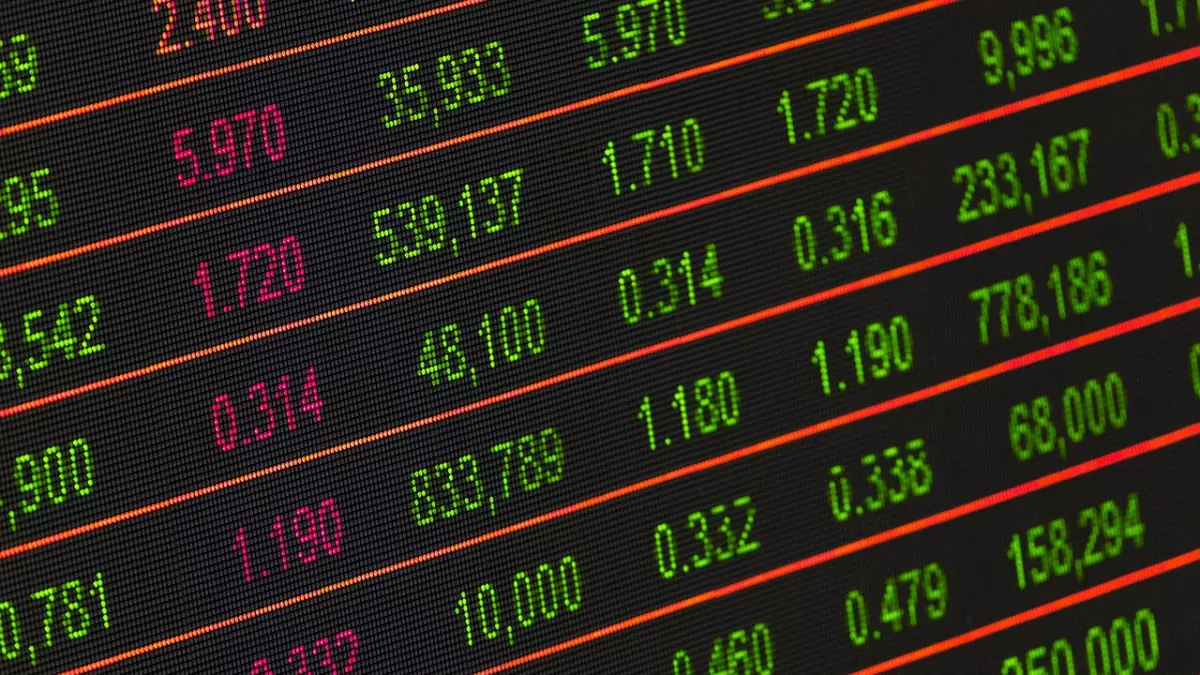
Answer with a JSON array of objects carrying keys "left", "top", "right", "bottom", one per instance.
[
  {"left": 978, "top": 7, "right": 1079, "bottom": 92},
  {"left": 410, "top": 427, "right": 565, "bottom": 527},
  {"left": 418, "top": 298, "right": 547, "bottom": 388},
  {"left": 373, "top": 168, "right": 524, "bottom": 265},
  {"left": 2, "top": 438, "right": 93, "bottom": 535},
  {"left": 0, "top": 572, "right": 111, "bottom": 667},
  {"left": 583, "top": 0, "right": 689, "bottom": 70},
  {"left": 0, "top": 295, "right": 105, "bottom": 391},
  {"left": 174, "top": 103, "right": 287, "bottom": 188},
  {"left": 378, "top": 41, "right": 511, "bottom": 131},
  {"left": 1007, "top": 492, "right": 1145, "bottom": 591}
]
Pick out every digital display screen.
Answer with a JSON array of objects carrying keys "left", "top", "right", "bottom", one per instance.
[{"left": 2, "top": 1, "right": 1200, "bottom": 672}]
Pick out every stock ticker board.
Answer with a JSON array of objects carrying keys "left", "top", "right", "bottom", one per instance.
[{"left": 3, "top": 0, "right": 1200, "bottom": 673}]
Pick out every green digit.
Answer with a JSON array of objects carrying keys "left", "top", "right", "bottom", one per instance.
[
  {"left": 602, "top": 140, "right": 622, "bottom": 196},
  {"left": 845, "top": 329, "right": 865, "bottom": 385},
  {"left": 777, "top": 89, "right": 796, "bottom": 145},
  {"left": 1177, "top": 222, "right": 1194, "bottom": 278},
  {"left": 638, "top": 396, "right": 657, "bottom": 451},
  {"left": 671, "top": 384, "right": 692, "bottom": 440},
  {"left": 812, "top": 339, "right": 831, "bottom": 396},
  {"left": 1190, "top": 343, "right": 1200, "bottom": 398},
  {"left": 30, "top": 587, "right": 55, "bottom": 648},
  {"left": 1007, "top": 533, "right": 1027, "bottom": 589}
]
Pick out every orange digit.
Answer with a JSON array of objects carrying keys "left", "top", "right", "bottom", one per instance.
[{"left": 153, "top": 0, "right": 183, "bottom": 55}]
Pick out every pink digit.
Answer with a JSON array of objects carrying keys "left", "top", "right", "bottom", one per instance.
[
  {"left": 250, "top": 657, "right": 274, "bottom": 675},
  {"left": 210, "top": 117, "right": 238, "bottom": 176},
  {"left": 173, "top": 127, "right": 200, "bottom": 187},
  {"left": 233, "top": 527, "right": 254, "bottom": 583},
  {"left": 262, "top": 104, "right": 286, "bottom": 161},
  {"left": 212, "top": 394, "right": 239, "bottom": 451},
  {"left": 313, "top": 636, "right": 334, "bottom": 674},
  {"left": 255, "top": 242, "right": 283, "bottom": 303},
  {"left": 249, "top": 381, "right": 275, "bottom": 441},
  {"left": 280, "top": 236, "right": 305, "bottom": 293},
  {"left": 193, "top": 261, "right": 216, "bottom": 318},
  {"left": 227, "top": 249, "right": 252, "bottom": 308},
  {"left": 276, "top": 374, "right": 297, "bottom": 431},
  {"left": 317, "top": 498, "right": 342, "bottom": 555},
  {"left": 288, "top": 645, "right": 310, "bottom": 675},
  {"left": 334, "top": 630, "right": 358, "bottom": 673},
  {"left": 270, "top": 514, "right": 290, "bottom": 570},
  {"left": 301, "top": 367, "right": 325, "bottom": 422},
  {"left": 293, "top": 506, "right": 318, "bottom": 564},
  {"left": 234, "top": 109, "right": 257, "bottom": 168}
]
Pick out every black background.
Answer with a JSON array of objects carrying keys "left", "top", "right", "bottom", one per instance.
[{"left": 1, "top": 0, "right": 1200, "bottom": 673}]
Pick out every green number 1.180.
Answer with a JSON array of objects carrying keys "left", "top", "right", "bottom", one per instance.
[{"left": 638, "top": 371, "right": 740, "bottom": 451}]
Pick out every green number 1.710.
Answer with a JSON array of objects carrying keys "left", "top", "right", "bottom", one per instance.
[{"left": 637, "top": 371, "right": 740, "bottom": 451}]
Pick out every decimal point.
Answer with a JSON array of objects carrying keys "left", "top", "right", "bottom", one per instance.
[
  {"left": 821, "top": 256, "right": 829, "bottom": 265},
  {"left": 1006, "top": 70, "right": 1015, "bottom": 90},
  {"left": 855, "top": 506, "right": 863, "bottom": 515},
  {"left": 185, "top": 40, "right": 193, "bottom": 47},
  {"left": 682, "top": 564, "right": 690, "bottom": 572},
  {"left": 223, "top": 305, "right": 232, "bottom": 313},
  {"left": 203, "top": 173, "right": 212, "bottom": 180},
  {"left": 803, "top": 131, "right": 813, "bottom": 141},
  {"left": 873, "top": 630, "right": 881, "bottom": 640},
  {"left": 611, "top": 56, "right": 620, "bottom": 64},
  {"left": 838, "top": 381, "right": 847, "bottom": 391},
  {"left": 663, "top": 437, "right": 671, "bottom": 446},
  {"left": 1166, "top": 22, "right": 1175, "bottom": 33},
  {"left": 629, "top": 183, "right": 637, "bottom": 192},
  {"left": 243, "top": 437, "right": 252, "bottom": 446},
  {"left": 1184, "top": 143, "right": 1192, "bottom": 154},
  {"left": 261, "top": 569, "right": 269, "bottom": 577}
]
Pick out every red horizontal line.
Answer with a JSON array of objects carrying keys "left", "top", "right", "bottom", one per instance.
[
  {"left": 2, "top": 0, "right": 1082, "bottom": 283},
  {"left": 851, "top": 547, "right": 1200, "bottom": 675},
  {"left": 5, "top": 177, "right": 1199, "bottom": 563},
  {"left": 474, "top": 426, "right": 1200, "bottom": 675},
  {"left": 51, "top": 311, "right": 1200, "bottom": 673},
  {"left": 5, "top": 55, "right": 1200, "bottom": 422},
  {"left": 0, "top": 0, "right": 487, "bottom": 138}
]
